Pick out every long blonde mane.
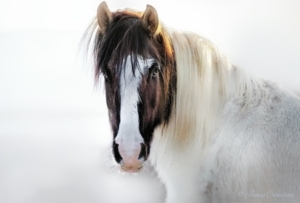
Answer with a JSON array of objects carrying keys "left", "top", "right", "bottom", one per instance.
[{"left": 164, "top": 29, "right": 264, "bottom": 147}]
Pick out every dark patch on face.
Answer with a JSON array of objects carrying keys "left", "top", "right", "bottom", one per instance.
[
  {"left": 137, "top": 63, "right": 166, "bottom": 160},
  {"left": 139, "top": 143, "right": 147, "bottom": 159},
  {"left": 90, "top": 10, "right": 177, "bottom": 164},
  {"left": 113, "top": 142, "right": 122, "bottom": 163}
]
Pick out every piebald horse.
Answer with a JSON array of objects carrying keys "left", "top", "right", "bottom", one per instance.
[{"left": 84, "top": 2, "right": 300, "bottom": 203}]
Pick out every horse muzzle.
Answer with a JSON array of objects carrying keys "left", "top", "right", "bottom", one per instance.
[{"left": 117, "top": 142, "right": 143, "bottom": 173}]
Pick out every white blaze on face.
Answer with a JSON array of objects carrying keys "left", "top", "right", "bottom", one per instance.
[{"left": 115, "top": 55, "right": 155, "bottom": 161}]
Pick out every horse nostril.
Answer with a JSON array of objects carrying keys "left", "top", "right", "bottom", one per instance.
[
  {"left": 113, "top": 143, "right": 122, "bottom": 164},
  {"left": 139, "top": 143, "right": 147, "bottom": 159}
]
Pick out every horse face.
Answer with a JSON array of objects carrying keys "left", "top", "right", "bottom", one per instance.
[
  {"left": 104, "top": 55, "right": 165, "bottom": 172},
  {"left": 94, "top": 2, "right": 175, "bottom": 173}
]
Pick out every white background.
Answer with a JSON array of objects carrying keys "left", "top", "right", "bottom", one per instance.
[{"left": 0, "top": 0, "right": 299, "bottom": 202}]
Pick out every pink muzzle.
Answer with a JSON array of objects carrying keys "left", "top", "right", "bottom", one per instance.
[{"left": 118, "top": 143, "right": 142, "bottom": 173}]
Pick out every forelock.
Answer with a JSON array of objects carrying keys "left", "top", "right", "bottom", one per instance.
[{"left": 97, "top": 12, "right": 161, "bottom": 77}]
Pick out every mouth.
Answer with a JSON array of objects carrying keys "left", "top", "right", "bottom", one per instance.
[{"left": 119, "top": 163, "right": 143, "bottom": 173}]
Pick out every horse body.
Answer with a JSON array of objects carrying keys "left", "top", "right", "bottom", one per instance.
[
  {"left": 152, "top": 31, "right": 300, "bottom": 203},
  {"left": 151, "top": 72, "right": 300, "bottom": 203},
  {"left": 85, "top": 2, "right": 300, "bottom": 202}
]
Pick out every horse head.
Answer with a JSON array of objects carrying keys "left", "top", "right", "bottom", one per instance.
[{"left": 95, "top": 2, "right": 176, "bottom": 172}]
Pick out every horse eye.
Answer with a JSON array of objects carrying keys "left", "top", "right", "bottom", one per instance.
[
  {"left": 151, "top": 68, "right": 159, "bottom": 78},
  {"left": 149, "top": 63, "right": 160, "bottom": 78}
]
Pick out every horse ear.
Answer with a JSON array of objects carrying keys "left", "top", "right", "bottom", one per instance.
[
  {"left": 97, "top": 1, "right": 112, "bottom": 33},
  {"left": 142, "top": 5, "right": 159, "bottom": 36}
]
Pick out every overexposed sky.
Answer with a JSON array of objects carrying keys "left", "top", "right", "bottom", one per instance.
[{"left": 0, "top": 0, "right": 299, "bottom": 115}]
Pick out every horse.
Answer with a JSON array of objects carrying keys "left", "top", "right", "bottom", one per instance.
[{"left": 83, "top": 2, "right": 300, "bottom": 203}]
